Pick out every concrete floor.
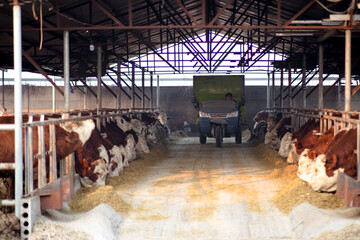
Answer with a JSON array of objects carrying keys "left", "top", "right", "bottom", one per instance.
[
  {"left": 117, "top": 137, "right": 301, "bottom": 240},
  {"left": 30, "top": 137, "right": 360, "bottom": 240}
]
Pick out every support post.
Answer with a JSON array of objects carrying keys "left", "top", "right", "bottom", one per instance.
[
  {"left": 116, "top": 60, "right": 121, "bottom": 109},
  {"left": 141, "top": 68, "right": 145, "bottom": 109},
  {"left": 84, "top": 84, "right": 87, "bottom": 109},
  {"left": 2, "top": 69, "right": 4, "bottom": 110},
  {"left": 131, "top": 63, "right": 135, "bottom": 109},
  {"left": 157, "top": 75, "right": 160, "bottom": 109},
  {"left": 63, "top": 31, "right": 70, "bottom": 113},
  {"left": 288, "top": 64, "right": 292, "bottom": 108},
  {"left": 267, "top": 71, "right": 270, "bottom": 108},
  {"left": 13, "top": 0, "right": 23, "bottom": 218},
  {"left": 345, "top": 29, "right": 351, "bottom": 112},
  {"left": 150, "top": 72, "right": 154, "bottom": 109},
  {"left": 338, "top": 76, "right": 342, "bottom": 109},
  {"left": 318, "top": 44, "right": 324, "bottom": 109},
  {"left": 52, "top": 78, "right": 56, "bottom": 113},
  {"left": 97, "top": 46, "right": 102, "bottom": 119},
  {"left": 280, "top": 68, "right": 284, "bottom": 108},
  {"left": 272, "top": 71, "right": 275, "bottom": 108},
  {"left": 302, "top": 54, "right": 307, "bottom": 108}
]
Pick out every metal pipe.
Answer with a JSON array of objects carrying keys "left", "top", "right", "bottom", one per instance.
[
  {"left": 318, "top": 44, "right": 324, "bottom": 109},
  {"left": 84, "top": 85, "right": 87, "bottom": 109},
  {"left": 13, "top": 0, "right": 23, "bottom": 218},
  {"left": 150, "top": 72, "right": 153, "bottom": 109},
  {"left": 266, "top": 71, "right": 270, "bottom": 108},
  {"left": 0, "top": 199, "right": 15, "bottom": 206},
  {"left": 27, "top": 84, "right": 29, "bottom": 113},
  {"left": 52, "top": 79, "right": 56, "bottom": 113},
  {"left": 288, "top": 64, "right": 292, "bottom": 108},
  {"left": 345, "top": 29, "right": 351, "bottom": 112},
  {"left": 357, "top": 122, "right": 360, "bottom": 182},
  {"left": 2, "top": 69, "right": 4, "bottom": 110},
  {"left": 117, "top": 60, "right": 121, "bottom": 109},
  {"left": 272, "top": 71, "right": 275, "bottom": 108},
  {"left": 38, "top": 114, "right": 46, "bottom": 188},
  {"left": 27, "top": 115, "right": 33, "bottom": 193},
  {"left": 302, "top": 54, "right": 307, "bottom": 108},
  {"left": 280, "top": 68, "right": 283, "bottom": 108},
  {"left": 97, "top": 46, "right": 102, "bottom": 130},
  {"left": 157, "top": 75, "right": 160, "bottom": 109},
  {"left": 0, "top": 124, "right": 15, "bottom": 130},
  {"left": 338, "top": 75, "right": 342, "bottom": 109},
  {"left": 64, "top": 31, "right": 70, "bottom": 112},
  {"left": 141, "top": 68, "right": 145, "bottom": 109},
  {"left": 131, "top": 63, "right": 135, "bottom": 109},
  {"left": 49, "top": 124, "right": 56, "bottom": 182},
  {"left": 0, "top": 163, "right": 15, "bottom": 170}
]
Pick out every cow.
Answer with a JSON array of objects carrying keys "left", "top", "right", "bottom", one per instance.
[
  {"left": 74, "top": 118, "right": 141, "bottom": 186},
  {"left": 0, "top": 115, "right": 95, "bottom": 195},
  {"left": 286, "top": 119, "right": 320, "bottom": 164},
  {"left": 264, "top": 116, "right": 291, "bottom": 150},
  {"left": 297, "top": 127, "right": 357, "bottom": 192},
  {"left": 74, "top": 125, "right": 110, "bottom": 187}
]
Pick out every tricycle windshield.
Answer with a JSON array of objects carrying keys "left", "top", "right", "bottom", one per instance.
[{"left": 200, "top": 100, "right": 238, "bottom": 114}]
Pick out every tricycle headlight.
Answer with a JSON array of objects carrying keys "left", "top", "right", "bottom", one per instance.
[
  {"left": 226, "top": 111, "right": 238, "bottom": 118},
  {"left": 199, "top": 111, "right": 211, "bottom": 118}
]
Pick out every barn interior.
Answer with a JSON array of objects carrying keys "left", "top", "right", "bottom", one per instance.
[{"left": 1, "top": 0, "right": 360, "bottom": 239}]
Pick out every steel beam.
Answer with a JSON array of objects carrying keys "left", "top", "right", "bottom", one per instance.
[
  {"left": 324, "top": 75, "right": 343, "bottom": 97},
  {"left": 174, "top": 0, "right": 199, "bottom": 25},
  {"left": 209, "top": 0, "right": 233, "bottom": 25},
  {"left": 284, "top": 0, "right": 316, "bottom": 26},
  {"left": 91, "top": 0, "right": 179, "bottom": 72}
]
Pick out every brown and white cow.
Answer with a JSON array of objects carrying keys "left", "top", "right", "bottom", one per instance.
[
  {"left": 74, "top": 125, "right": 110, "bottom": 187},
  {"left": 0, "top": 115, "right": 94, "bottom": 192},
  {"left": 285, "top": 119, "right": 320, "bottom": 164},
  {"left": 297, "top": 127, "right": 357, "bottom": 192}
]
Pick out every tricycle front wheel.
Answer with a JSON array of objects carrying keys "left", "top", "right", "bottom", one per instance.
[
  {"left": 200, "top": 134, "right": 206, "bottom": 144},
  {"left": 215, "top": 126, "right": 222, "bottom": 147}
]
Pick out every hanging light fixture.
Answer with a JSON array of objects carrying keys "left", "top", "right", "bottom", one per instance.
[{"left": 89, "top": 41, "right": 95, "bottom": 51}]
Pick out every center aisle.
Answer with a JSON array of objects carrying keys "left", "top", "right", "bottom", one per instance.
[{"left": 117, "top": 137, "right": 297, "bottom": 240}]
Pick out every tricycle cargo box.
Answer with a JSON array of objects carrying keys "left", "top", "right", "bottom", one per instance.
[{"left": 193, "top": 75, "right": 245, "bottom": 105}]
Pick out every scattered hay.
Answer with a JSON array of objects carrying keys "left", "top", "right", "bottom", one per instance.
[
  {"left": 69, "top": 143, "right": 168, "bottom": 215},
  {"left": 310, "top": 224, "right": 360, "bottom": 240},
  {"left": 184, "top": 205, "right": 217, "bottom": 221},
  {"left": 272, "top": 178, "right": 343, "bottom": 215},
  {"left": 135, "top": 215, "right": 169, "bottom": 221},
  {"left": 69, "top": 185, "right": 131, "bottom": 215},
  {"left": 255, "top": 144, "right": 344, "bottom": 214}
]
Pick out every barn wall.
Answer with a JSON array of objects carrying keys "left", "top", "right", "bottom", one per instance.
[{"left": 0, "top": 85, "right": 358, "bottom": 132}]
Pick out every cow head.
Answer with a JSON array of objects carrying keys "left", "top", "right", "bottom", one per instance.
[{"left": 62, "top": 119, "right": 95, "bottom": 145}]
